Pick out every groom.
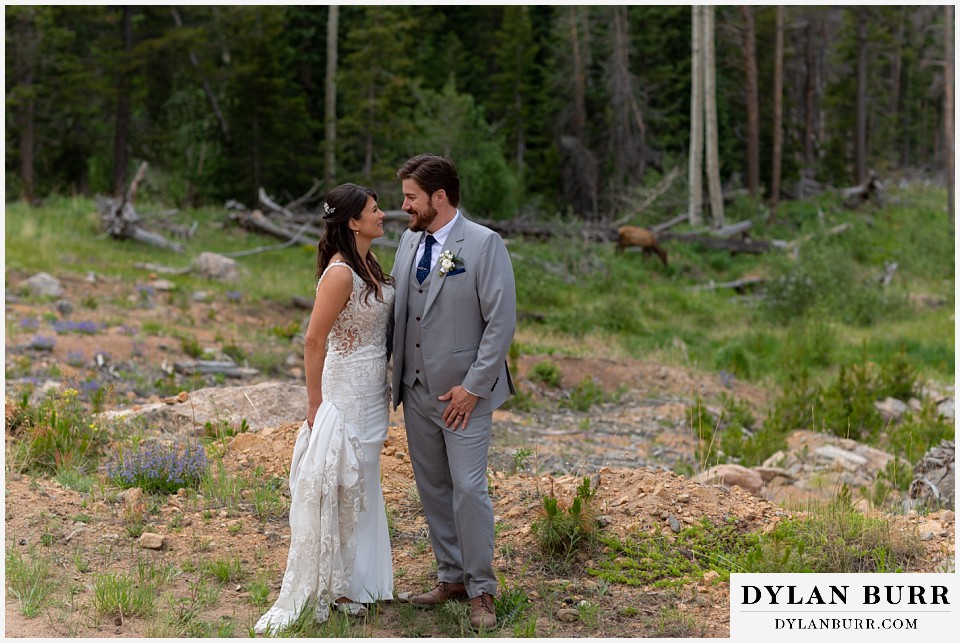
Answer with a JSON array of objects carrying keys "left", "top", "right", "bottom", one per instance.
[{"left": 390, "top": 154, "right": 516, "bottom": 630}]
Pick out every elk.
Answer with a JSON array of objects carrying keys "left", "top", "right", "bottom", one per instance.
[{"left": 616, "top": 226, "right": 668, "bottom": 266}]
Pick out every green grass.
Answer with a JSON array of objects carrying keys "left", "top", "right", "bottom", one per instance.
[{"left": 5, "top": 544, "right": 59, "bottom": 617}]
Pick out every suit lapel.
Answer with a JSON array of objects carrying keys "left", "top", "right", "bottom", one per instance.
[
  {"left": 424, "top": 215, "right": 466, "bottom": 316},
  {"left": 394, "top": 231, "right": 419, "bottom": 322}
]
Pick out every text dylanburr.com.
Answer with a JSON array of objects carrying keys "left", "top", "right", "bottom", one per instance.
[{"left": 730, "top": 573, "right": 958, "bottom": 639}]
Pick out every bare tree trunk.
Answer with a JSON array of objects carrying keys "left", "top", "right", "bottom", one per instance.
[
  {"left": 324, "top": 5, "right": 339, "bottom": 186},
  {"left": 770, "top": 5, "right": 784, "bottom": 221},
  {"left": 570, "top": 7, "right": 586, "bottom": 142},
  {"left": 803, "top": 20, "right": 816, "bottom": 167},
  {"left": 946, "top": 5, "right": 954, "bottom": 232},
  {"left": 855, "top": 7, "right": 869, "bottom": 184},
  {"left": 704, "top": 5, "right": 724, "bottom": 228},
  {"left": 112, "top": 6, "right": 134, "bottom": 197},
  {"left": 741, "top": 6, "right": 760, "bottom": 198},
  {"left": 19, "top": 70, "right": 35, "bottom": 205},
  {"left": 889, "top": 10, "right": 904, "bottom": 117},
  {"left": 608, "top": 6, "right": 646, "bottom": 186},
  {"left": 688, "top": 5, "right": 704, "bottom": 227}
]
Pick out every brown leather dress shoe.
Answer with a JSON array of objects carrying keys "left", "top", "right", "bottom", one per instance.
[
  {"left": 410, "top": 581, "right": 467, "bottom": 606},
  {"left": 469, "top": 593, "right": 497, "bottom": 629}
]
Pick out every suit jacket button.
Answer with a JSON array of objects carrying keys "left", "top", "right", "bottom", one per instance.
[
  {"left": 416, "top": 316, "right": 421, "bottom": 321},
  {"left": 418, "top": 289, "right": 423, "bottom": 293},
  {"left": 416, "top": 343, "right": 420, "bottom": 348}
]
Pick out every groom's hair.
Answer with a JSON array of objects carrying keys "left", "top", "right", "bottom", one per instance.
[{"left": 397, "top": 154, "right": 461, "bottom": 207}]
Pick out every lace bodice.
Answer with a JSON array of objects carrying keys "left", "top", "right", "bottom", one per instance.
[
  {"left": 317, "top": 261, "right": 394, "bottom": 436},
  {"left": 318, "top": 261, "right": 394, "bottom": 360}
]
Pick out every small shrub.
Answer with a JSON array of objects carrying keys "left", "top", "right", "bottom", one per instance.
[
  {"left": 180, "top": 335, "right": 204, "bottom": 358},
  {"left": 106, "top": 440, "right": 208, "bottom": 494},
  {"left": 494, "top": 572, "right": 531, "bottom": 628},
  {"left": 561, "top": 377, "right": 615, "bottom": 412},
  {"left": 530, "top": 360, "right": 562, "bottom": 388},
  {"left": 531, "top": 477, "right": 599, "bottom": 562},
  {"left": 8, "top": 388, "right": 107, "bottom": 475}
]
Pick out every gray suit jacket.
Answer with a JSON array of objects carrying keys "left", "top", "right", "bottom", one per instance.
[{"left": 390, "top": 214, "right": 517, "bottom": 415}]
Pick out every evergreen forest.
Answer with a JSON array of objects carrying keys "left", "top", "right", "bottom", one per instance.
[{"left": 5, "top": 5, "right": 954, "bottom": 218}]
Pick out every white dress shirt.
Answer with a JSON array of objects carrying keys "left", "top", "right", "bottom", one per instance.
[{"left": 414, "top": 211, "right": 460, "bottom": 273}]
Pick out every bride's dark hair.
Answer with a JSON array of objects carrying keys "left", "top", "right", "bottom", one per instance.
[{"left": 316, "top": 183, "right": 393, "bottom": 302}]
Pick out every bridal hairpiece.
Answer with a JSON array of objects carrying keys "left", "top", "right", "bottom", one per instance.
[{"left": 323, "top": 202, "right": 335, "bottom": 215}]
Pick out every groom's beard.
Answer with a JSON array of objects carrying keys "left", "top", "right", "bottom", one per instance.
[{"left": 406, "top": 202, "right": 438, "bottom": 232}]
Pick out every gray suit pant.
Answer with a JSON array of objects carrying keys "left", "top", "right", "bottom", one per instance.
[{"left": 402, "top": 381, "right": 497, "bottom": 598}]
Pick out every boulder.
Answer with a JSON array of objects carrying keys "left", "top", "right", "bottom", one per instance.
[
  {"left": 21, "top": 272, "right": 63, "bottom": 298},
  {"left": 694, "top": 464, "right": 763, "bottom": 495},
  {"left": 98, "top": 381, "right": 308, "bottom": 436},
  {"left": 908, "top": 439, "right": 955, "bottom": 510},
  {"left": 194, "top": 252, "right": 239, "bottom": 281}
]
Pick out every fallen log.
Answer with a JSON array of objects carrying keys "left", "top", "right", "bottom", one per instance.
[
  {"left": 97, "top": 162, "right": 185, "bottom": 252},
  {"left": 663, "top": 233, "right": 771, "bottom": 254},
  {"left": 840, "top": 170, "right": 882, "bottom": 207},
  {"left": 691, "top": 276, "right": 767, "bottom": 293},
  {"left": 173, "top": 360, "right": 259, "bottom": 378}
]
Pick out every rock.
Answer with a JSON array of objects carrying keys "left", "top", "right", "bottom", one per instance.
[
  {"left": 556, "top": 608, "right": 580, "bottom": 622},
  {"left": 195, "top": 252, "right": 239, "bottom": 281},
  {"left": 753, "top": 466, "right": 796, "bottom": 483},
  {"left": 694, "top": 464, "right": 763, "bottom": 495},
  {"left": 701, "top": 570, "right": 720, "bottom": 585},
  {"left": 55, "top": 298, "right": 74, "bottom": 317},
  {"left": 98, "top": 382, "right": 308, "bottom": 436},
  {"left": 937, "top": 399, "right": 954, "bottom": 421},
  {"left": 121, "top": 487, "right": 144, "bottom": 506},
  {"left": 22, "top": 272, "right": 63, "bottom": 297},
  {"left": 908, "top": 440, "right": 955, "bottom": 509},
  {"left": 815, "top": 445, "right": 868, "bottom": 468},
  {"left": 139, "top": 533, "right": 165, "bottom": 550},
  {"left": 875, "top": 397, "right": 908, "bottom": 422},
  {"left": 149, "top": 279, "right": 176, "bottom": 291},
  {"left": 667, "top": 514, "right": 681, "bottom": 533},
  {"left": 918, "top": 522, "right": 944, "bottom": 541}
]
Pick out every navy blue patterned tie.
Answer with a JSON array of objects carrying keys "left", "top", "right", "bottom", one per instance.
[{"left": 416, "top": 234, "right": 436, "bottom": 285}]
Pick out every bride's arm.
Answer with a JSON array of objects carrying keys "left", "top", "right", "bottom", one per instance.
[{"left": 304, "top": 265, "right": 353, "bottom": 427}]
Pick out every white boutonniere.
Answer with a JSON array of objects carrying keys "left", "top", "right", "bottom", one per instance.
[{"left": 437, "top": 250, "right": 465, "bottom": 277}]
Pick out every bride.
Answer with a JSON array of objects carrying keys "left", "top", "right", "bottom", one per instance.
[{"left": 255, "top": 183, "right": 395, "bottom": 634}]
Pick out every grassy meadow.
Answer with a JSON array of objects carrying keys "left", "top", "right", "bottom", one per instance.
[{"left": 3, "top": 184, "right": 955, "bottom": 636}]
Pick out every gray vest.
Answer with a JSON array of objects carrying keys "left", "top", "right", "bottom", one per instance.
[{"left": 402, "top": 260, "right": 432, "bottom": 388}]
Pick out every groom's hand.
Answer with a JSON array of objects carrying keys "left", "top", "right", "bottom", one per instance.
[{"left": 439, "top": 386, "right": 478, "bottom": 430}]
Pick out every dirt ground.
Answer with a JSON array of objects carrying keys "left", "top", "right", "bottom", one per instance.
[{"left": 4, "top": 268, "right": 956, "bottom": 638}]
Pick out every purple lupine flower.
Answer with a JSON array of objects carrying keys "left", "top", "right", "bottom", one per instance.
[
  {"left": 106, "top": 441, "right": 208, "bottom": 494},
  {"left": 119, "top": 324, "right": 139, "bottom": 336},
  {"left": 52, "top": 320, "right": 100, "bottom": 334},
  {"left": 66, "top": 350, "right": 86, "bottom": 367},
  {"left": 19, "top": 318, "right": 40, "bottom": 331},
  {"left": 226, "top": 290, "right": 243, "bottom": 302}
]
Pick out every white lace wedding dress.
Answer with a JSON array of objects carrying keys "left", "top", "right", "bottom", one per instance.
[{"left": 255, "top": 262, "right": 395, "bottom": 634}]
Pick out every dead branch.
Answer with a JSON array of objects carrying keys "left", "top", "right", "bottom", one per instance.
[
  {"left": 134, "top": 262, "right": 192, "bottom": 275},
  {"left": 613, "top": 166, "right": 681, "bottom": 226},
  {"left": 173, "top": 360, "right": 259, "bottom": 378},
  {"left": 691, "top": 276, "right": 766, "bottom": 292},
  {"left": 285, "top": 178, "right": 323, "bottom": 210},
  {"left": 258, "top": 188, "right": 298, "bottom": 218},
  {"left": 650, "top": 212, "right": 689, "bottom": 234},
  {"left": 97, "top": 162, "right": 185, "bottom": 252}
]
